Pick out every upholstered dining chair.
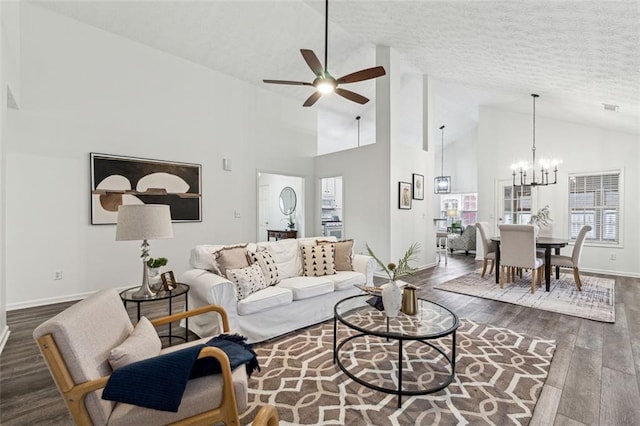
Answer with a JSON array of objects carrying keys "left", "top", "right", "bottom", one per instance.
[
  {"left": 550, "top": 224, "right": 592, "bottom": 290},
  {"left": 33, "top": 288, "right": 272, "bottom": 425},
  {"left": 475, "top": 222, "right": 496, "bottom": 278},
  {"left": 498, "top": 224, "right": 544, "bottom": 294}
]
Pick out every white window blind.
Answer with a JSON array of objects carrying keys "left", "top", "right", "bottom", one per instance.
[{"left": 568, "top": 172, "right": 620, "bottom": 243}]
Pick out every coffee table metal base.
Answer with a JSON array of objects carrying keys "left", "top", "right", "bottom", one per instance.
[{"left": 333, "top": 324, "right": 457, "bottom": 408}]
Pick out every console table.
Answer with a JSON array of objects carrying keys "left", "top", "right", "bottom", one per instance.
[{"left": 267, "top": 229, "right": 297, "bottom": 241}]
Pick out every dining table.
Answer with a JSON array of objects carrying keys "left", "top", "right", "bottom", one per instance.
[{"left": 490, "top": 236, "right": 569, "bottom": 291}]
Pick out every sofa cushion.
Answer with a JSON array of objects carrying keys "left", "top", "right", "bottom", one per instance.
[
  {"left": 256, "top": 239, "right": 301, "bottom": 279},
  {"left": 213, "top": 244, "right": 250, "bottom": 277},
  {"left": 249, "top": 249, "right": 280, "bottom": 285},
  {"left": 277, "top": 276, "right": 334, "bottom": 300},
  {"left": 227, "top": 263, "right": 268, "bottom": 301},
  {"left": 318, "top": 239, "right": 354, "bottom": 271},
  {"left": 237, "top": 286, "right": 293, "bottom": 316},
  {"left": 323, "top": 270, "right": 366, "bottom": 291},
  {"left": 301, "top": 244, "right": 336, "bottom": 277},
  {"left": 108, "top": 317, "right": 161, "bottom": 370}
]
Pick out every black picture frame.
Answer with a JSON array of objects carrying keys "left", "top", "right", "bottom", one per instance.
[
  {"left": 412, "top": 173, "right": 424, "bottom": 200},
  {"left": 399, "top": 181, "right": 412, "bottom": 209},
  {"left": 90, "top": 153, "right": 202, "bottom": 224}
]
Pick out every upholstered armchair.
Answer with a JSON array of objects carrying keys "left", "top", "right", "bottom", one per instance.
[
  {"left": 498, "top": 224, "right": 544, "bottom": 294},
  {"left": 33, "top": 288, "right": 275, "bottom": 425},
  {"left": 448, "top": 224, "right": 477, "bottom": 255}
]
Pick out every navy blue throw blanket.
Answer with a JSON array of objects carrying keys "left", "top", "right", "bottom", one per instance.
[{"left": 102, "top": 334, "right": 259, "bottom": 412}]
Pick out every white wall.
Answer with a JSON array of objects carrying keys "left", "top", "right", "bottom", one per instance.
[
  {"left": 478, "top": 105, "right": 640, "bottom": 277},
  {"left": 5, "top": 4, "right": 318, "bottom": 308}
]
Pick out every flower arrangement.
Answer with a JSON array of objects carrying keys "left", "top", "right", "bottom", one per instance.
[
  {"left": 366, "top": 242, "right": 420, "bottom": 281},
  {"left": 530, "top": 205, "right": 552, "bottom": 227}
]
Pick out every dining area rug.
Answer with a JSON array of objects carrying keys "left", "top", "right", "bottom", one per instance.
[
  {"left": 240, "top": 318, "right": 555, "bottom": 425},
  {"left": 434, "top": 270, "right": 615, "bottom": 322}
]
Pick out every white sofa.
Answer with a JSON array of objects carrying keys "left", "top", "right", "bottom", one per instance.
[{"left": 181, "top": 236, "right": 376, "bottom": 343}]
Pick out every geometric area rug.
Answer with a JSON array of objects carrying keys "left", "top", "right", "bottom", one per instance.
[
  {"left": 434, "top": 270, "right": 615, "bottom": 323},
  {"left": 240, "top": 318, "right": 556, "bottom": 425}
]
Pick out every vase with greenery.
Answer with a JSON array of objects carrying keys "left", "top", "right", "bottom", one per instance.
[
  {"left": 146, "top": 257, "right": 168, "bottom": 290},
  {"left": 366, "top": 243, "right": 420, "bottom": 318},
  {"left": 146, "top": 257, "right": 168, "bottom": 269},
  {"left": 287, "top": 214, "right": 295, "bottom": 231}
]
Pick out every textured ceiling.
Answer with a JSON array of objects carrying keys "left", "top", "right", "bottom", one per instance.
[{"left": 31, "top": 0, "right": 640, "bottom": 137}]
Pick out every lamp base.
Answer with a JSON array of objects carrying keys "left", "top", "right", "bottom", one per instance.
[{"left": 132, "top": 282, "right": 156, "bottom": 299}]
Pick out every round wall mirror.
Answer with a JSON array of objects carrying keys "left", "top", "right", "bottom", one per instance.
[{"left": 279, "top": 187, "right": 297, "bottom": 215}]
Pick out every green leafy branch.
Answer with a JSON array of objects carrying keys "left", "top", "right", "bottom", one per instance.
[{"left": 366, "top": 242, "right": 421, "bottom": 281}]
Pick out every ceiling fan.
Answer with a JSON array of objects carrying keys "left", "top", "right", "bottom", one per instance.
[{"left": 263, "top": 0, "right": 386, "bottom": 107}]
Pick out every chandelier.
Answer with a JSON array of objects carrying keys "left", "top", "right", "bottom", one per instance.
[
  {"left": 434, "top": 125, "right": 451, "bottom": 194},
  {"left": 511, "top": 94, "right": 561, "bottom": 187}
]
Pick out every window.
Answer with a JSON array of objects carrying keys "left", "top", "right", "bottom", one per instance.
[
  {"left": 439, "top": 193, "right": 478, "bottom": 229},
  {"left": 503, "top": 185, "right": 532, "bottom": 225},
  {"left": 568, "top": 172, "right": 621, "bottom": 244}
]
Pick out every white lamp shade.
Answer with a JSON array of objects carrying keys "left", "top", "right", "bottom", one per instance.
[{"left": 116, "top": 204, "right": 174, "bottom": 241}]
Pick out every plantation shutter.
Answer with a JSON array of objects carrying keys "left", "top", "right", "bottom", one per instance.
[{"left": 568, "top": 172, "right": 620, "bottom": 243}]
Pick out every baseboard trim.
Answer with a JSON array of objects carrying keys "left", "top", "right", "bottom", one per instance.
[
  {"left": 0, "top": 326, "right": 10, "bottom": 355},
  {"left": 581, "top": 268, "right": 640, "bottom": 279},
  {"left": 6, "top": 290, "right": 96, "bottom": 311}
]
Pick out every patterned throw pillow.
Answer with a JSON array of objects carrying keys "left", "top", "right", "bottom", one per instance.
[
  {"left": 250, "top": 249, "right": 280, "bottom": 285},
  {"left": 227, "top": 263, "right": 267, "bottom": 301},
  {"left": 301, "top": 244, "right": 336, "bottom": 277},
  {"left": 318, "top": 239, "right": 354, "bottom": 271},
  {"left": 212, "top": 244, "right": 250, "bottom": 277}
]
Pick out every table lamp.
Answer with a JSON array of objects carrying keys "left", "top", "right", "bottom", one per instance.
[{"left": 116, "top": 204, "right": 174, "bottom": 298}]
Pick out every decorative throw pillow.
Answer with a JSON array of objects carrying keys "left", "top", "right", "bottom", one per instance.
[
  {"left": 227, "top": 263, "right": 268, "bottom": 301},
  {"left": 250, "top": 249, "right": 280, "bottom": 285},
  {"left": 213, "top": 244, "right": 250, "bottom": 277},
  {"left": 108, "top": 317, "right": 161, "bottom": 371},
  {"left": 318, "top": 239, "right": 354, "bottom": 271},
  {"left": 301, "top": 244, "right": 336, "bottom": 277}
]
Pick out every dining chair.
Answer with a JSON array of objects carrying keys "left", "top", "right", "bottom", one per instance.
[
  {"left": 475, "top": 222, "right": 496, "bottom": 278},
  {"left": 498, "top": 224, "right": 544, "bottom": 294},
  {"left": 550, "top": 225, "right": 592, "bottom": 290}
]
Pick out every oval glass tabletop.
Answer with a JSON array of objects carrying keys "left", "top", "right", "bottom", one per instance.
[{"left": 334, "top": 294, "right": 459, "bottom": 340}]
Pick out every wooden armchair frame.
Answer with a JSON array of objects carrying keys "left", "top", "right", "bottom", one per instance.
[{"left": 36, "top": 304, "right": 243, "bottom": 426}]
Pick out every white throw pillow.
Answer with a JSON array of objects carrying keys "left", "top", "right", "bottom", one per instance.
[
  {"left": 256, "top": 239, "right": 302, "bottom": 279},
  {"left": 250, "top": 249, "right": 280, "bottom": 285},
  {"left": 108, "top": 317, "right": 161, "bottom": 370},
  {"left": 227, "top": 263, "right": 268, "bottom": 301},
  {"left": 301, "top": 244, "right": 336, "bottom": 277}
]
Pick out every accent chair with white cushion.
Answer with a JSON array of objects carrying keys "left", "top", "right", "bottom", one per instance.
[
  {"left": 33, "top": 288, "right": 253, "bottom": 425},
  {"left": 498, "top": 224, "right": 544, "bottom": 294},
  {"left": 475, "top": 222, "right": 496, "bottom": 278},
  {"left": 550, "top": 225, "right": 592, "bottom": 290}
]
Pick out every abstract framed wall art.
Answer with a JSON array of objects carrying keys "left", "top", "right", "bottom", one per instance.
[
  {"left": 90, "top": 153, "right": 202, "bottom": 224},
  {"left": 398, "top": 181, "right": 412, "bottom": 210},
  {"left": 412, "top": 173, "right": 424, "bottom": 200}
]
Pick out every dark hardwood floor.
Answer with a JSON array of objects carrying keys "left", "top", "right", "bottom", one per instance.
[{"left": 1, "top": 255, "right": 639, "bottom": 425}]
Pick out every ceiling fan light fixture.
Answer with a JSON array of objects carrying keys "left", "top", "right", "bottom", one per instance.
[{"left": 316, "top": 79, "right": 335, "bottom": 94}]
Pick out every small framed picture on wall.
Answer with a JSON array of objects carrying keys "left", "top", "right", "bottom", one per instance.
[
  {"left": 399, "top": 182, "right": 412, "bottom": 210},
  {"left": 412, "top": 174, "right": 424, "bottom": 200}
]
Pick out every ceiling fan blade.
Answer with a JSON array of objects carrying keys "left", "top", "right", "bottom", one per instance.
[
  {"left": 263, "top": 79, "right": 313, "bottom": 86},
  {"left": 336, "top": 66, "right": 386, "bottom": 85},
  {"left": 300, "top": 49, "right": 324, "bottom": 76},
  {"left": 303, "top": 91, "right": 322, "bottom": 107},
  {"left": 335, "top": 88, "right": 369, "bottom": 105}
]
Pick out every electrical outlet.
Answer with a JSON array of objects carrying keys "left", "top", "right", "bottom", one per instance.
[
  {"left": 234, "top": 210, "right": 241, "bottom": 218},
  {"left": 54, "top": 270, "right": 63, "bottom": 280},
  {"left": 609, "top": 253, "right": 617, "bottom": 261}
]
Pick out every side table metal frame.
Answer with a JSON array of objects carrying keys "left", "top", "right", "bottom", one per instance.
[{"left": 120, "top": 283, "right": 190, "bottom": 346}]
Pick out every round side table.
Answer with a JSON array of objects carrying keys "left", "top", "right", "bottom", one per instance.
[{"left": 119, "top": 283, "right": 190, "bottom": 345}]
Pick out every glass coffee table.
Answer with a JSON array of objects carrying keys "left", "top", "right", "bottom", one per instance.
[{"left": 333, "top": 294, "right": 459, "bottom": 407}]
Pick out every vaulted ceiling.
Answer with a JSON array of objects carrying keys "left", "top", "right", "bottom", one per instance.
[{"left": 32, "top": 1, "right": 640, "bottom": 137}]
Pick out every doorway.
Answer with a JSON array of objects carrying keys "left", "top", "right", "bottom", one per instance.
[
  {"left": 320, "top": 176, "right": 343, "bottom": 239},
  {"left": 257, "top": 172, "right": 304, "bottom": 242}
]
